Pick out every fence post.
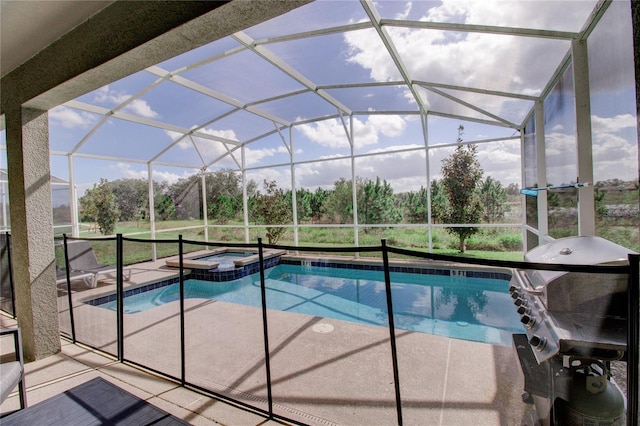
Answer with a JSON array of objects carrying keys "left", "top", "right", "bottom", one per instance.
[
  {"left": 117, "top": 234, "right": 124, "bottom": 361},
  {"left": 628, "top": 254, "right": 639, "bottom": 426},
  {"left": 179, "top": 235, "right": 186, "bottom": 386},
  {"left": 62, "top": 234, "right": 76, "bottom": 342},
  {"left": 381, "top": 239, "right": 403, "bottom": 426},
  {"left": 4, "top": 232, "right": 16, "bottom": 318},
  {"left": 258, "top": 238, "right": 274, "bottom": 418}
]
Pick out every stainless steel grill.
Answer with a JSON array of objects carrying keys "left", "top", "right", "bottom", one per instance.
[
  {"left": 510, "top": 236, "right": 635, "bottom": 425},
  {"left": 510, "top": 236, "right": 632, "bottom": 363}
]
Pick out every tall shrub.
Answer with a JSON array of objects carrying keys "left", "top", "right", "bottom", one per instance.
[{"left": 441, "top": 126, "right": 484, "bottom": 252}]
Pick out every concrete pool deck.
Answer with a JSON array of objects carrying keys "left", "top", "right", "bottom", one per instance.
[
  {"left": 4, "top": 254, "right": 538, "bottom": 425},
  {"left": 3, "top": 301, "right": 538, "bottom": 425},
  {"left": 55, "top": 297, "right": 537, "bottom": 424}
]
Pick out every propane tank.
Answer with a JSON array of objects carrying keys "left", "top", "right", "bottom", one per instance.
[{"left": 554, "top": 361, "right": 625, "bottom": 425}]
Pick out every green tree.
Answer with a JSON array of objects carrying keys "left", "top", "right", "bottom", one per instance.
[
  {"left": 322, "top": 178, "right": 354, "bottom": 224},
  {"left": 83, "top": 178, "right": 120, "bottom": 235},
  {"left": 203, "top": 169, "right": 254, "bottom": 217},
  {"left": 109, "top": 178, "right": 149, "bottom": 223},
  {"left": 430, "top": 179, "right": 449, "bottom": 223},
  {"left": 208, "top": 195, "right": 239, "bottom": 224},
  {"left": 441, "top": 126, "right": 484, "bottom": 252},
  {"left": 506, "top": 182, "right": 520, "bottom": 196},
  {"left": 167, "top": 176, "right": 201, "bottom": 220},
  {"left": 155, "top": 193, "right": 176, "bottom": 221},
  {"left": 285, "top": 188, "right": 313, "bottom": 223},
  {"left": 358, "top": 177, "right": 402, "bottom": 226},
  {"left": 310, "top": 187, "right": 330, "bottom": 223},
  {"left": 594, "top": 186, "right": 607, "bottom": 219},
  {"left": 402, "top": 186, "right": 429, "bottom": 224},
  {"left": 255, "top": 180, "right": 291, "bottom": 244},
  {"left": 479, "top": 176, "right": 510, "bottom": 223},
  {"left": 547, "top": 187, "right": 560, "bottom": 208},
  {"left": 168, "top": 169, "right": 255, "bottom": 223},
  {"left": 79, "top": 189, "right": 98, "bottom": 226}
]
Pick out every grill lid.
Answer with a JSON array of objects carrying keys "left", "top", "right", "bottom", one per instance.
[
  {"left": 523, "top": 236, "right": 636, "bottom": 291},
  {"left": 524, "top": 236, "right": 633, "bottom": 266},
  {"left": 511, "top": 236, "right": 636, "bottom": 363}
]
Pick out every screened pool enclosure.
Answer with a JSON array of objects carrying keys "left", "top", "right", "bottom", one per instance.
[
  {"left": 1, "top": 1, "right": 639, "bottom": 425},
  {"left": 1, "top": 0, "right": 637, "bottom": 254}
]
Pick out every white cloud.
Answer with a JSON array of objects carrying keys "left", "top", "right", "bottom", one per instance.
[
  {"left": 165, "top": 130, "right": 184, "bottom": 142},
  {"left": 591, "top": 114, "right": 636, "bottom": 134},
  {"left": 169, "top": 126, "right": 291, "bottom": 168},
  {"left": 246, "top": 168, "right": 292, "bottom": 191},
  {"left": 94, "top": 86, "right": 126, "bottom": 104},
  {"left": 188, "top": 128, "right": 240, "bottom": 162},
  {"left": 296, "top": 119, "right": 352, "bottom": 148},
  {"left": 199, "top": 128, "right": 239, "bottom": 141},
  {"left": 545, "top": 131, "right": 574, "bottom": 150},
  {"left": 94, "top": 85, "right": 159, "bottom": 119},
  {"left": 115, "top": 162, "right": 194, "bottom": 185},
  {"left": 296, "top": 115, "right": 407, "bottom": 149},
  {"left": 344, "top": 0, "right": 591, "bottom": 107},
  {"left": 365, "top": 114, "right": 406, "bottom": 137},
  {"left": 127, "top": 99, "right": 159, "bottom": 119},
  {"left": 295, "top": 158, "right": 352, "bottom": 189},
  {"left": 395, "top": 1, "right": 412, "bottom": 20},
  {"left": 49, "top": 106, "right": 96, "bottom": 129},
  {"left": 167, "top": 127, "right": 240, "bottom": 167},
  {"left": 245, "top": 145, "right": 289, "bottom": 166},
  {"left": 477, "top": 141, "right": 522, "bottom": 185},
  {"left": 293, "top": 145, "right": 429, "bottom": 192},
  {"left": 591, "top": 113, "right": 638, "bottom": 182}
]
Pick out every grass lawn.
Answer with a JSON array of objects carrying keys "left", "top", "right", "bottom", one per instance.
[{"left": 76, "top": 220, "right": 528, "bottom": 265}]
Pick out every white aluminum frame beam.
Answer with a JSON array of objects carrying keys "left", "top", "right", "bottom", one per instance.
[{"left": 572, "top": 39, "right": 595, "bottom": 236}]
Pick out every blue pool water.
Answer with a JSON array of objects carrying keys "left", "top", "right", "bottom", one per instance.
[{"left": 100, "top": 264, "right": 523, "bottom": 346}]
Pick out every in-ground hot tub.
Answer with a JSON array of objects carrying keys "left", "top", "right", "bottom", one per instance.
[
  {"left": 165, "top": 247, "right": 285, "bottom": 270},
  {"left": 165, "top": 247, "right": 286, "bottom": 281}
]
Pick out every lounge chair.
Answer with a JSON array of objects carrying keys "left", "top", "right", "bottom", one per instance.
[
  {"left": 65, "top": 240, "right": 131, "bottom": 288},
  {"left": 55, "top": 265, "right": 93, "bottom": 286},
  {"left": 0, "top": 328, "right": 26, "bottom": 415}
]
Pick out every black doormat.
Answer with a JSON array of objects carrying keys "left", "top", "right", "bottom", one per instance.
[{"left": 3, "top": 376, "right": 189, "bottom": 425}]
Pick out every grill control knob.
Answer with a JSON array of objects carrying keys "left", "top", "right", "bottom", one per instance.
[
  {"left": 517, "top": 305, "right": 530, "bottom": 315},
  {"left": 514, "top": 298, "right": 526, "bottom": 307},
  {"left": 511, "top": 291, "right": 520, "bottom": 299},
  {"left": 520, "top": 314, "right": 536, "bottom": 329},
  {"left": 529, "top": 335, "right": 546, "bottom": 351},
  {"left": 509, "top": 285, "right": 518, "bottom": 294}
]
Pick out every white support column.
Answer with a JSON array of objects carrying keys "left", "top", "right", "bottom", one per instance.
[
  {"left": 242, "top": 145, "right": 249, "bottom": 243},
  {"left": 201, "top": 172, "right": 208, "bottom": 242},
  {"left": 420, "top": 110, "right": 433, "bottom": 252},
  {"left": 6, "top": 107, "right": 59, "bottom": 361},
  {"left": 68, "top": 155, "right": 79, "bottom": 237},
  {"left": 148, "top": 163, "right": 157, "bottom": 261},
  {"left": 290, "top": 127, "right": 299, "bottom": 246},
  {"left": 572, "top": 38, "right": 596, "bottom": 236},
  {"left": 535, "top": 101, "right": 549, "bottom": 240},
  {"left": 349, "top": 115, "right": 359, "bottom": 248}
]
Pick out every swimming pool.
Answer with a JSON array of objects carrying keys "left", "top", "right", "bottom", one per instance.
[{"left": 96, "top": 264, "right": 523, "bottom": 346}]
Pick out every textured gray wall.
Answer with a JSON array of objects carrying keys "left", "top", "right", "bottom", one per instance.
[{"left": 6, "top": 108, "right": 59, "bottom": 361}]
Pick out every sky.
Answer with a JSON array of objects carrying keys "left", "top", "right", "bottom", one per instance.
[{"left": 1, "top": 0, "right": 637, "bottom": 197}]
